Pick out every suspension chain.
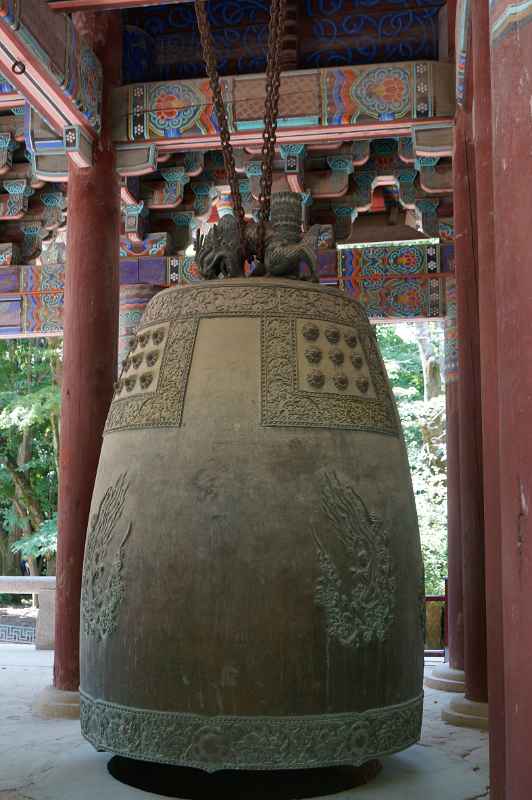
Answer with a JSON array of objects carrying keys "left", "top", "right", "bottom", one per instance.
[
  {"left": 195, "top": 0, "right": 246, "bottom": 246},
  {"left": 256, "top": 0, "right": 287, "bottom": 264},
  {"left": 195, "top": 0, "right": 287, "bottom": 265}
]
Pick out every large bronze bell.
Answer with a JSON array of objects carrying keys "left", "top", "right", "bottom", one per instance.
[{"left": 80, "top": 276, "right": 424, "bottom": 772}]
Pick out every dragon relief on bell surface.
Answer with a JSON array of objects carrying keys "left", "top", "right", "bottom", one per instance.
[
  {"left": 81, "top": 473, "right": 132, "bottom": 641},
  {"left": 194, "top": 192, "right": 326, "bottom": 284},
  {"left": 312, "top": 471, "right": 396, "bottom": 649}
]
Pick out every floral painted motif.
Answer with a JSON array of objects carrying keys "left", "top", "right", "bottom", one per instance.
[
  {"left": 146, "top": 80, "right": 222, "bottom": 138},
  {"left": 155, "top": 93, "right": 187, "bottom": 123},
  {"left": 343, "top": 243, "right": 432, "bottom": 278},
  {"left": 352, "top": 66, "right": 411, "bottom": 119},
  {"left": 21, "top": 293, "right": 64, "bottom": 334},
  {"left": 179, "top": 256, "right": 201, "bottom": 284},
  {"left": 369, "top": 75, "right": 407, "bottom": 105},
  {"left": 339, "top": 241, "right": 445, "bottom": 318},
  {"left": 150, "top": 83, "right": 201, "bottom": 133},
  {"left": 345, "top": 276, "right": 444, "bottom": 319}
]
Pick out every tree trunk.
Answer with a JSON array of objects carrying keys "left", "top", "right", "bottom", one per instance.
[
  {"left": 5, "top": 432, "right": 38, "bottom": 604},
  {"left": 413, "top": 321, "right": 446, "bottom": 473},
  {"left": 5, "top": 456, "right": 46, "bottom": 534},
  {"left": 6, "top": 430, "right": 46, "bottom": 584},
  {"left": 0, "top": 526, "right": 16, "bottom": 575},
  {"left": 7, "top": 432, "right": 31, "bottom": 574},
  {"left": 414, "top": 321, "right": 442, "bottom": 401}
]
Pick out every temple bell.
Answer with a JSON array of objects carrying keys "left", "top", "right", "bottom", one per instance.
[{"left": 79, "top": 194, "right": 424, "bottom": 773}]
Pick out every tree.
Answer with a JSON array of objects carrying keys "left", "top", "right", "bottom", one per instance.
[
  {"left": 0, "top": 338, "right": 61, "bottom": 578},
  {"left": 376, "top": 322, "right": 447, "bottom": 595}
]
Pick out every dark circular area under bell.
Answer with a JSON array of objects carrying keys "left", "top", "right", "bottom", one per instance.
[{"left": 107, "top": 757, "right": 382, "bottom": 799}]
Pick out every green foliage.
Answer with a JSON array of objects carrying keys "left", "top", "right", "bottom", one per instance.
[
  {"left": 10, "top": 513, "right": 58, "bottom": 559},
  {"left": 375, "top": 324, "right": 424, "bottom": 400},
  {"left": 0, "top": 594, "right": 28, "bottom": 606},
  {"left": 376, "top": 323, "right": 447, "bottom": 595},
  {"left": 0, "top": 338, "right": 61, "bottom": 571}
]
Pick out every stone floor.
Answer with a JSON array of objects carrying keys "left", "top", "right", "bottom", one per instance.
[{"left": 0, "top": 646, "right": 489, "bottom": 800}]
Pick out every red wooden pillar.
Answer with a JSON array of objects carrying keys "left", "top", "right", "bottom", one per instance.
[
  {"left": 490, "top": 7, "right": 532, "bottom": 797},
  {"left": 470, "top": 2, "right": 505, "bottom": 795},
  {"left": 446, "top": 0, "right": 457, "bottom": 57},
  {"left": 450, "top": 105, "right": 489, "bottom": 709},
  {"left": 446, "top": 378, "right": 465, "bottom": 673},
  {"left": 444, "top": 277, "right": 465, "bottom": 677},
  {"left": 53, "top": 13, "right": 122, "bottom": 692},
  {"left": 426, "top": 281, "right": 466, "bottom": 693}
]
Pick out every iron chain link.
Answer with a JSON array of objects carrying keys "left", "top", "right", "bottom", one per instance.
[
  {"left": 257, "top": 0, "right": 287, "bottom": 264},
  {"left": 195, "top": 0, "right": 247, "bottom": 248},
  {"left": 195, "top": 0, "right": 287, "bottom": 265}
]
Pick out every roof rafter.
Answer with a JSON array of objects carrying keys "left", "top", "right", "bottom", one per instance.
[{"left": 0, "top": 0, "right": 102, "bottom": 166}]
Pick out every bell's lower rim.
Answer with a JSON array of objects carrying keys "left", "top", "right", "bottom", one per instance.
[{"left": 80, "top": 689, "right": 423, "bottom": 773}]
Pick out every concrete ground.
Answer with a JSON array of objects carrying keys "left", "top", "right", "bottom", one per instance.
[{"left": 0, "top": 646, "right": 489, "bottom": 800}]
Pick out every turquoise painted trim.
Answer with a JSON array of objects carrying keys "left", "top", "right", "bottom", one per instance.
[
  {"left": 491, "top": 0, "right": 532, "bottom": 42},
  {"left": 236, "top": 116, "right": 320, "bottom": 131},
  {"left": 34, "top": 140, "right": 64, "bottom": 155},
  {"left": 337, "top": 238, "right": 439, "bottom": 250}
]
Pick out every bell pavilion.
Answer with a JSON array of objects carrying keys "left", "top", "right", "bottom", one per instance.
[{"left": 0, "top": 0, "right": 528, "bottom": 798}]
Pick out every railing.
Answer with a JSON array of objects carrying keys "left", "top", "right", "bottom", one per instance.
[
  {"left": 425, "top": 579, "right": 448, "bottom": 658},
  {"left": 0, "top": 576, "right": 55, "bottom": 650}
]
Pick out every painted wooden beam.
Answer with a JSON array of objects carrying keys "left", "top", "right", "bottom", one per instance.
[
  {"left": 46, "top": 0, "right": 191, "bottom": 9},
  {"left": 153, "top": 117, "right": 456, "bottom": 154},
  {"left": 0, "top": 235, "right": 454, "bottom": 338},
  {"left": 0, "top": 76, "right": 24, "bottom": 109},
  {"left": 0, "top": 0, "right": 102, "bottom": 148},
  {"left": 115, "top": 62, "right": 455, "bottom": 156}
]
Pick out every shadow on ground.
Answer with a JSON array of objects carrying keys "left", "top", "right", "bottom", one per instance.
[{"left": 107, "top": 758, "right": 381, "bottom": 799}]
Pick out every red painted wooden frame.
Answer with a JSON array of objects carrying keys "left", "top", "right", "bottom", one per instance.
[
  {"left": 47, "top": 0, "right": 192, "bottom": 9},
  {"left": 152, "top": 116, "right": 455, "bottom": 153},
  {"left": 0, "top": 17, "right": 97, "bottom": 144}
]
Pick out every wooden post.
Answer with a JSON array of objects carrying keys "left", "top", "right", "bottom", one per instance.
[
  {"left": 446, "top": 0, "right": 457, "bottom": 57},
  {"left": 53, "top": 12, "right": 122, "bottom": 692},
  {"left": 470, "top": 2, "right": 505, "bottom": 795},
  {"left": 443, "top": 104, "right": 489, "bottom": 721},
  {"left": 446, "top": 379, "right": 465, "bottom": 673},
  {"left": 490, "top": 6, "right": 532, "bottom": 797},
  {"left": 444, "top": 275, "right": 464, "bottom": 676},
  {"left": 425, "top": 284, "right": 466, "bottom": 694}
]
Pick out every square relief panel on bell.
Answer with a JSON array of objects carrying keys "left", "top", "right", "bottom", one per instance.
[
  {"left": 114, "top": 320, "right": 170, "bottom": 401},
  {"left": 296, "top": 319, "right": 376, "bottom": 399}
]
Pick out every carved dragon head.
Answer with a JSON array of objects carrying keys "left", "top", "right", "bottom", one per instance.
[{"left": 195, "top": 216, "right": 246, "bottom": 280}]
